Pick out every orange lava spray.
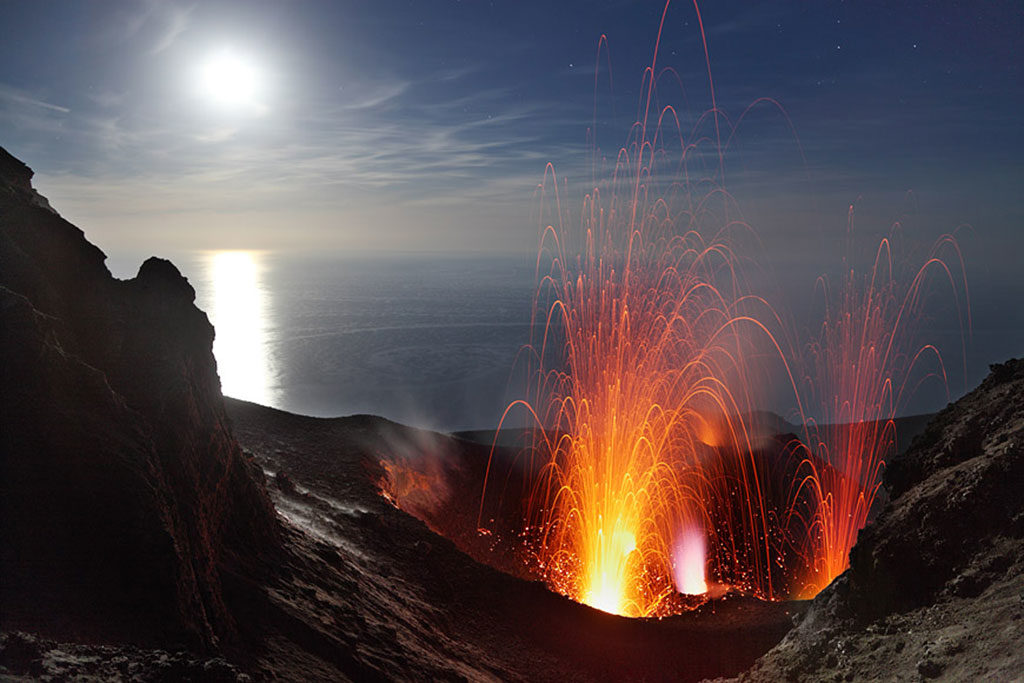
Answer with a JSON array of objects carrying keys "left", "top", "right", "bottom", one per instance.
[
  {"left": 481, "top": 1, "right": 791, "bottom": 617},
  {"left": 477, "top": 1, "right": 970, "bottom": 617},
  {"left": 786, "top": 221, "right": 970, "bottom": 597}
]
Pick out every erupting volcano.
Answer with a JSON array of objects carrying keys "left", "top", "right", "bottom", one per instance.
[
  {"left": 481, "top": 1, "right": 968, "bottom": 618},
  {"left": 7, "top": 0, "right": 1019, "bottom": 679}
]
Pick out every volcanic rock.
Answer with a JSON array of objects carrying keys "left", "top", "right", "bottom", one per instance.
[
  {"left": 733, "top": 359, "right": 1024, "bottom": 681},
  {"left": 0, "top": 631, "right": 252, "bottom": 682},
  {"left": 223, "top": 397, "right": 807, "bottom": 681},
  {"left": 0, "top": 146, "right": 280, "bottom": 650},
  {"left": 12, "top": 141, "right": 1013, "bottom": 679},
  {"left": 0, "top": 146, "right": 804, "bottom": 680}
]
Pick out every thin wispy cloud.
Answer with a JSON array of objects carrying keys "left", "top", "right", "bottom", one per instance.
[
  {"left": 92, "top": 0, "right": 194, "bottom": 55},
  {"left": 336, "top": 80, "right": 411, "bottom": 111},
  {"left": 0, "top": 84, "right": 70, "bottom": 113},
  {"left": 149, "top": 3, "right": 194, "bottom": 55},
  {"left": 0, "top": 0, "right": 1017, "bottom": 261}
]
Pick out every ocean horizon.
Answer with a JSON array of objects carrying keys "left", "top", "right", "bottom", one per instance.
[
  {"left": 109, "top": 249, "right": 538, "bottom": 432},
  {"left": 102, "top": 248, "right": 1021, "bottom": 434}
]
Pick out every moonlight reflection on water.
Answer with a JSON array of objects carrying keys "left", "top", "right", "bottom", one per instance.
[{"left": 205, "top": 250, "right": 276, "bottom": 406}]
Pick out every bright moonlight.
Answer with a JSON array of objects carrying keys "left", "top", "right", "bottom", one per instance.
[{"left": 198, "top": 49, "right": 261, "bottom": 109}]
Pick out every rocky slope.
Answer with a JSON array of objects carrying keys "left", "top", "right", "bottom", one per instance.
[
  {"left": 222, "top": 397, "right": 803, "bottom": 681},
  {"left": 0, "top": 147, "right": 281, "bottom": 651},
  {"left": 3, "top": 144, "right": 1019, "bottom": 680},
  {"left": 0, "top": 146, "right": 800, "bottom": 681},
  {"left": 734, "top": 358, "right": 1024, "bottom": 681}
]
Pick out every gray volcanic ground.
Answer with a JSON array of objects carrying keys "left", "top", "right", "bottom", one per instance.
[{"left": 219, "top": 397, "right": 802, "bottom": 681}]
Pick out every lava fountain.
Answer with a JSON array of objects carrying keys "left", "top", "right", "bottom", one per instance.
[
  {"left": 476, "top": 0, "right": 969, "bottom": 617},
  {"left": 483, "top": 1, "right": 787, "bottom": 618},
  {"left": 506, "top": 197, "right": 777, "bottom": 617},
  {"left": 786, "top": 223, "right": 969, "bottom": 597}
]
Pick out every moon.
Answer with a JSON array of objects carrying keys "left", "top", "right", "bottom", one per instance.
[{"left": 198, "top": 50, "right": 261, "bottom": 110}]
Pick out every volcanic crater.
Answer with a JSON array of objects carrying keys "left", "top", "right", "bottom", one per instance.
[{"left": 2, "top": 141, "right": 1023, "bottom": 681}]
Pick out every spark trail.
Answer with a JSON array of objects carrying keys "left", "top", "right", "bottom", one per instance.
[{"left": 477, "top": 0, "right": 968, "bottom": 617}]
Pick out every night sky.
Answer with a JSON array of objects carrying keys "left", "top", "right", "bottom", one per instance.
[{"left": 2, "top": 1, "right": 1022, "bottom": 384}]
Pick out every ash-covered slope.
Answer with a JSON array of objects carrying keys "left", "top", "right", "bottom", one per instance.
[
  {"left": 224, "top": 397, "right": 804, "bottom": 681},
  {"left": 0, "top": 147, "right": 280, "bottom": 650},
  {"left": 736, "top": 359, "right": 1024, "bottom": 681}
]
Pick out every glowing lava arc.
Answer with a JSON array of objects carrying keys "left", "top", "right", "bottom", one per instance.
[
  {"left": 504, "top": 199, "right": 777, "bottom": 618},
  {"left": 480, "top": 1, "right": 789, "bottom": 619},
  {"left": 786, "top": 227, "right": 970, "bottom": 598},
  {"left": 477, "top": 0, "right": 971, "bottom": 618}
]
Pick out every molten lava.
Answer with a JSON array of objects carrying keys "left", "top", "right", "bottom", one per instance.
[
  {"left": 476, "top": 0, "right": 968, "bottom": 618},
  {"left": 479, "top": 1, "right": 787, "bottom": 618},
  {"left": 672, "top": 522, "right": 707, "bottom": 596},
  {"left": 788, "top": 228, "right": 969, "bottom": 597}
]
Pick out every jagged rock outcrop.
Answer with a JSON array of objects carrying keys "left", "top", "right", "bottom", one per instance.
[
  {"left": 735, "top": 359, "right": 1024, "bottom": 681},
  {"left": 0, "top": 147, "right": 280, "bottom": 650},
  {"left": 849, "top": 358, "right": 1024, "bottom": 617}
]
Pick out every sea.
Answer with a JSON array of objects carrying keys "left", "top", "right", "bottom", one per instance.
[
  {"left": 109, "top": 250, "right": 539, "bottom": 432},
  {"left": 103, "top": 249, "right": 1023, "bottom": 433}
]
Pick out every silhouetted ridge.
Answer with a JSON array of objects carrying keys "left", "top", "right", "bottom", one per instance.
[{"left": 0, "top": 146, "right": 281, "bottom": 650}]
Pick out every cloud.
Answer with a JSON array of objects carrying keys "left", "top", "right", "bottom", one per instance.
[
  {"left": 149, "top": 3, "right": 194, "bottom": 55},
  {"left": 93, "top": 0, "right": 194, "bottom": 55},
  {"left": 6, "top": 27, "right": 857, "bottom": 258},
  {"left": 0, "top": 84, "right": 70, "bottom": 113},
  {"left": 336, "top": 80, "right": 410, "bottom": 111}
]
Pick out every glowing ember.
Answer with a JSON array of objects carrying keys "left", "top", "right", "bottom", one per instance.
[
  {"left": 474, "top": 0, "right": 969, "bottom": 618},
  {"left": 672, "top": 522, "right": 707, "bottom": 595},
  {"left": 788, "top": 230, "right": 969, "bottom": 597},
  {"left": 480, "top": 1, "right": 783, "bottom": 618}
]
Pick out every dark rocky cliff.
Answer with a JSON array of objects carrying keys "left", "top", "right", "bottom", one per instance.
[
  {"left": 737, "top": 358, "right": 1024, "bottom": 680},
  {"left": 0, "top": 147, "right": 280, "bottom": 650}
]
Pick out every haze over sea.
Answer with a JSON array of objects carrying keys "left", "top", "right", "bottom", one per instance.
[
  {"left": 107, "top": 250, "right": 535, "bottom": 432},
  {"left": 104, "top": 249, "right": 1021, "bottom": 434}
]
